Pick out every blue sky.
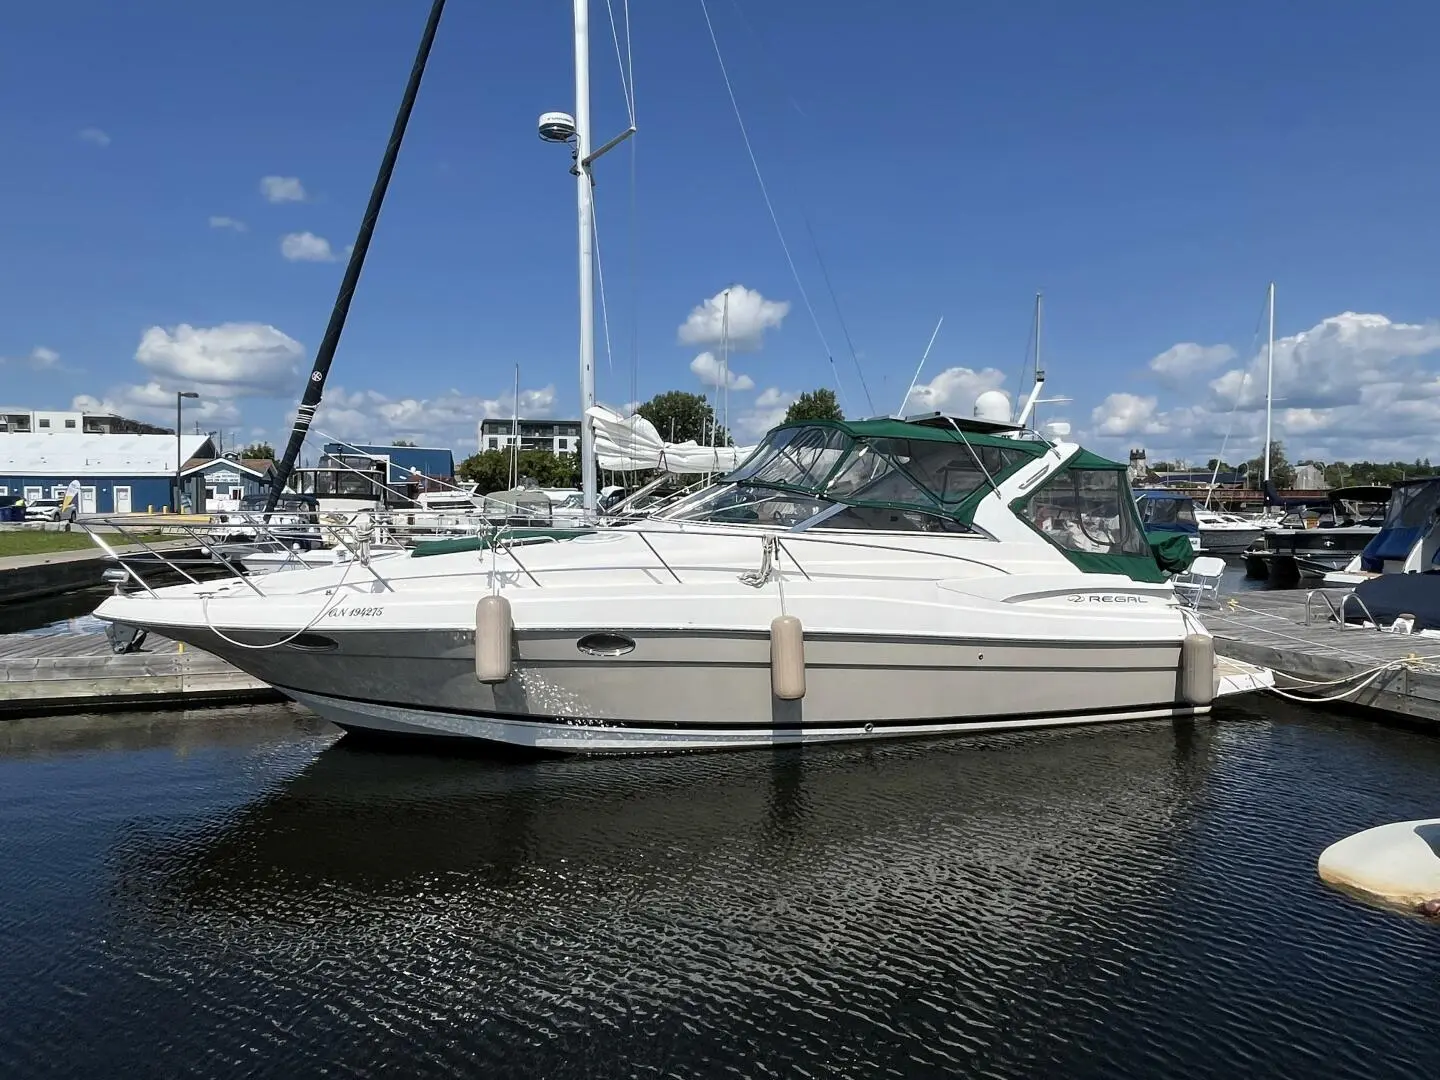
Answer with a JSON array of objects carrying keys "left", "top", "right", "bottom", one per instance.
[{"left": 3, "top": 0, "right": 1439, "bottom": 464}]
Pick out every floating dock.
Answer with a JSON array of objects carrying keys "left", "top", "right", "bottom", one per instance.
[
  {"left": 1205, "top": 588, "right": 1440, "bottom": 722},
  {"left": 0, "top": 629, "right": 278, "bottom": 714}
]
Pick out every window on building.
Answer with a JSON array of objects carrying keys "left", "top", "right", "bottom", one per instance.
[
  {"left": 487, "top": 438, "right": 499, "bottom": 450},
  {"left": 64, "top": 419, "right": 76, "bottom": 429},
  {"left": 38, "top": 418, "right": 50, "bottom": 429}
]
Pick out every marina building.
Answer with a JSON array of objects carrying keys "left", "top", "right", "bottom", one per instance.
[
  {"left": 478, "top": 418, "right": 581, "bottom": 455},
  {"left": 182, "top": 455, "right": 280, "bottom": 512},
  {"left": 0, "top": 428, "right": 216, "bottom": 513},
  {"left": 319, "top": 443, "right": 456, "bottom": 484}
]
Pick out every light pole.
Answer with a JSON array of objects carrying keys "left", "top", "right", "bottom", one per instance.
[{"left": 175, "top": 391, "right": 199, "bottom": 512}]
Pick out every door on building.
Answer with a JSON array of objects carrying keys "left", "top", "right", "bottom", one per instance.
[
  {"left": 24, "top": 486, "right": 42, "bottom": 503},
  {"left": 114, "top": 486, "right": 132, "bottom": 514},
  {"left": 81, "top": 487, "right": 97, "bottom": 514}
]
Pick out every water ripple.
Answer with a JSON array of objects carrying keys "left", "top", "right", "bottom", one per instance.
[{"left": 1, "top": 702, "right": 1439, "bottom": 1077}]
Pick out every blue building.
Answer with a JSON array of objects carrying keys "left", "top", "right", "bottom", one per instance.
[
  {"left": 0, "top": 429, "right": 215, "bottom": 514},
  {"left": 181, "top": 454, "right": 279, "bottom": 512},
  {"left": 321, "top": 443, "right": 455, "bottom": 484}
]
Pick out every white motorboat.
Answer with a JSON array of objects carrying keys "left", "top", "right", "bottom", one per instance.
[
  {"left": 88, "top": 2, "right": 1271, "bottom": 753},
  {"left": 1193, "top": 508, "right": 1273, "bottom": 555},
  {"left": 93, "top": 412, "right": 1266, "bottom": 753}
]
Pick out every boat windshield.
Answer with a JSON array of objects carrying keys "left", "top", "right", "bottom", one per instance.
[
  {"left": 1136, "top": 497, "right": 1198, "bottom": 528},
  {"left": 660, "top": 422, "right": 1038, "bottom": 532}
]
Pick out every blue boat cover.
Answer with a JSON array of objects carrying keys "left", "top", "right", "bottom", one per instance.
[{"left": 1359, "top": 479, "right": 1440, "bottom": 572}]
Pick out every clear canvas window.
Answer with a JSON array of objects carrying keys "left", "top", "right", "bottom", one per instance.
[{"left": 1018, "top": 467, "right": 1150, "bottom": 556}]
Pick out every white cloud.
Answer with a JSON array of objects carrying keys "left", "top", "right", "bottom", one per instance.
[
  {"left": 1208, "top": 312, "right": 1440, "bottom": 411},
  {"left": 678, "top": 285, "right": 789, "bottom": 351},
  {"left": 689, "top": 350, "right": 754, "bottom": 391},
  {"left": 1085, "top": 311, "right": 1440, "bottom": 464},
  {"left": 209, "top": 215, "right": 248, "bottom": 233},
  {"left": 1, "top": 346, "right": 61, "bottom": 370},
  {"left": 77, "top": 127, "right": 111, "bottom": 147},
  {"left": 901, "top": 366, "right": 1007, "bottom": 415},
  {"left": 312, "top": 384, "right": 557, "bottom": 452},
  {"left": 280, "top": 232, "right": 337, "bottom": 262},
  {"left": 1091, "top": 393, "right": 1166, "bottom": 437},
  {"left": 1148, "top": 342, "right": 1235, "bottom": 379},
  {"left": 732, "top": 387, "right": 797, "bottom": 441},
  {"left": 260, "top": 175, "right": 307, "bottom": 203},
  {"left": 72, "top": 385, "right": 242, "bottom": 429},
  {"left": 135, "top": 322, "right": 304, "bottom": 397},
  {"left": 755, "top": 387, "right": 789, "bottom": 408}
]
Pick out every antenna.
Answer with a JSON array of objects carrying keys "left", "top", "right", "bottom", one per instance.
[
  {"left": 1015, "top": 292, "right": 1046, "bottom": 427},
  {"left": 897, "top": 316, "right": 944, "bottom": 416}
]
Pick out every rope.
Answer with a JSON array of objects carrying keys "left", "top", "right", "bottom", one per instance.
[
  {"left": 199, "top": 556, "right": 360, "bottom": 650},
  {"left": 696, "top": 0, "right": 848, "bottom": 413}
]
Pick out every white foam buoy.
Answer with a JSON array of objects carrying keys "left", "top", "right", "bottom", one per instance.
[
  {"left": 1180, "top": 632, "right": 1215, "bottom": 706},
  {"left": 1319, "top": 819, "right": 1440, "bottom": 915},
  {"left": 474, "top": 595, "right": 513, "bottom": 683},
  {"left": 770, "top": 614, "right": 805, "bottom": 700}
]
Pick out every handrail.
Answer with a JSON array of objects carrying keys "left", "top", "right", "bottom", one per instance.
[{"left": 88, "top": 510, "right": 1083, "bottom": 601}]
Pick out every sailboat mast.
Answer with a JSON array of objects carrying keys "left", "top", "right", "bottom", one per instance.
[
  {"left": 510, "top": 363, "right": 520, "bottom": 490},
  {"left": 573, "top": 0, "right": 598, "bottom": 512},
  {"left": 1263, "top": 281, "right": 1275, "bottom": 485}
]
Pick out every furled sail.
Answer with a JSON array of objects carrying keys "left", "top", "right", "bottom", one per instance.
[{"left": 586, "top": 406, "right": 755, "bottom": 475}]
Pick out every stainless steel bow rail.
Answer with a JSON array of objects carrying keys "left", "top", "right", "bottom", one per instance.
[{"left": 82, "top": 514, "right": 1026, "bottom": 601}]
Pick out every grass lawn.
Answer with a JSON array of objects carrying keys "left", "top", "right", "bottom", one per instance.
[{"left": 0, "top": 530, "right": 172, "bottom": 558}]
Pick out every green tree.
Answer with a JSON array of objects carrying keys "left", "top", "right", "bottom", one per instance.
[
  {"left": 457, "top": 450, "right": 581, "bottom": 494},
  {"left": 392, "top": 439, "right": 417, "bottom": 447},
  {"left": 784, "top": 388, "right": 843, "bottom": 424},
  {"left": 636, "top": 390, "right": 729, "bottom": 446},
  {"left": 241, "top": 442, "right": 275, "bottom": 460},
  {"left": 1244, "top": 440, "right": 1295, "bottom": 489}
]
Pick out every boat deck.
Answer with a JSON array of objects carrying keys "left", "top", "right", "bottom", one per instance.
[{"left": 1205, "top": 587, "right": 1440, "bottom": 721}]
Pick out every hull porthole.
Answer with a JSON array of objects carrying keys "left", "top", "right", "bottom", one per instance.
[{"left": 577, "top": 632, "right": 636, "bottom": 657}]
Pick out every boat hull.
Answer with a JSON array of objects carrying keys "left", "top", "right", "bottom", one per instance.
[
  {"left": 156, "top": 624, "right": 1200, "bottom": 754},
  {"left": 1198, "top": 528, "right": 1263, "bottom": 555}
]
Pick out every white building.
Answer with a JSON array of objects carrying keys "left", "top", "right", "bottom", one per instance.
[{"left": 478, "top": 418, "right": 582, "bottom": 454}]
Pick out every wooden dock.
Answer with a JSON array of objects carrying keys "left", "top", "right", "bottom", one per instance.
[
  {"left": 0, "top": 629, "right": 279, "bottom": 715},
  {"left": 1205, "top": 588, "right": 1440, "bottom": 722}
]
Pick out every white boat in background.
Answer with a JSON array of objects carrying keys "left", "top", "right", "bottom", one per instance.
[{"left": 1193, "top": 508, "right": 1275, "bottom": 555}]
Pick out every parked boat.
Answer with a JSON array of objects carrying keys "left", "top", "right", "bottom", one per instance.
[
  {"left": 95, "top": 410, "right": 1246, "bottom": 752},
  {"left": 1242, "top": 485, "right": 1390, "bottom": 584},
  {"left": 1134, "top": 490, "right": 1202, "bottom": 552},
  {"left": 1322, "top": 476, "right": 1440, "bottom": 594},
  {"left": 1193, "top": 508, "right": 1274, "bottom": 555},
  {"left": 87, "top": 0, "right": 1271, "bottom": 753}
]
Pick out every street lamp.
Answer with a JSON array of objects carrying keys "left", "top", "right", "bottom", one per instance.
[{"left": 175, "top": 391, "right": 199, "bottom": 512}]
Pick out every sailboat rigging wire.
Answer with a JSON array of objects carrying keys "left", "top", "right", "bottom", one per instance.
[
  {"left": 603, "top": 0, "right": 637, "bottom": 125},
  {"left": 592, "top": 206, "right": 617, "bottom": 375},
  {"left": 697, "top": 0, "right": 848, "bottom": 413},
  {"left": 267, "top": 0, "right": 446, "bottom": 514},
  {"left": 803, "top": 215, "right": 874, "bottom": 415},
  {"left": 1207, "top": 287, "right": 1273, "bottom": 505},
  {"left": 898, "top": 317, "right": 944, "bottom": 416}
]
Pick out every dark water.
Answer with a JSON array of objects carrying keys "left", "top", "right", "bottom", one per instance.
[{"left": 3, "top": 703, "right": 1440, "bottom": 1078}]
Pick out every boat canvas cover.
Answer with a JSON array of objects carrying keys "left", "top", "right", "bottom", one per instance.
[
  {"left": 588, "top": 406, "right": 756, "bottom": 475},
  {"left": 1351, "top": 571, "right": 1440, "bottom": 631},
  {"left": 1360, "top": 478, "right": 1440, "bottom": 571}
]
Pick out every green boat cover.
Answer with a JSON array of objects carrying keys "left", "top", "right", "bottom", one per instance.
[{"left": 411, "top": 527, "right": 592, "bottom": 557}]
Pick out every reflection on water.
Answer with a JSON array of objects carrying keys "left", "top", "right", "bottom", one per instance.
[
  {"left": 2, "top": 701, "right": 1440, "bottom": 1078},
  {"left": 0, "top": 587, "right": 109, "bottom": 637}
]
